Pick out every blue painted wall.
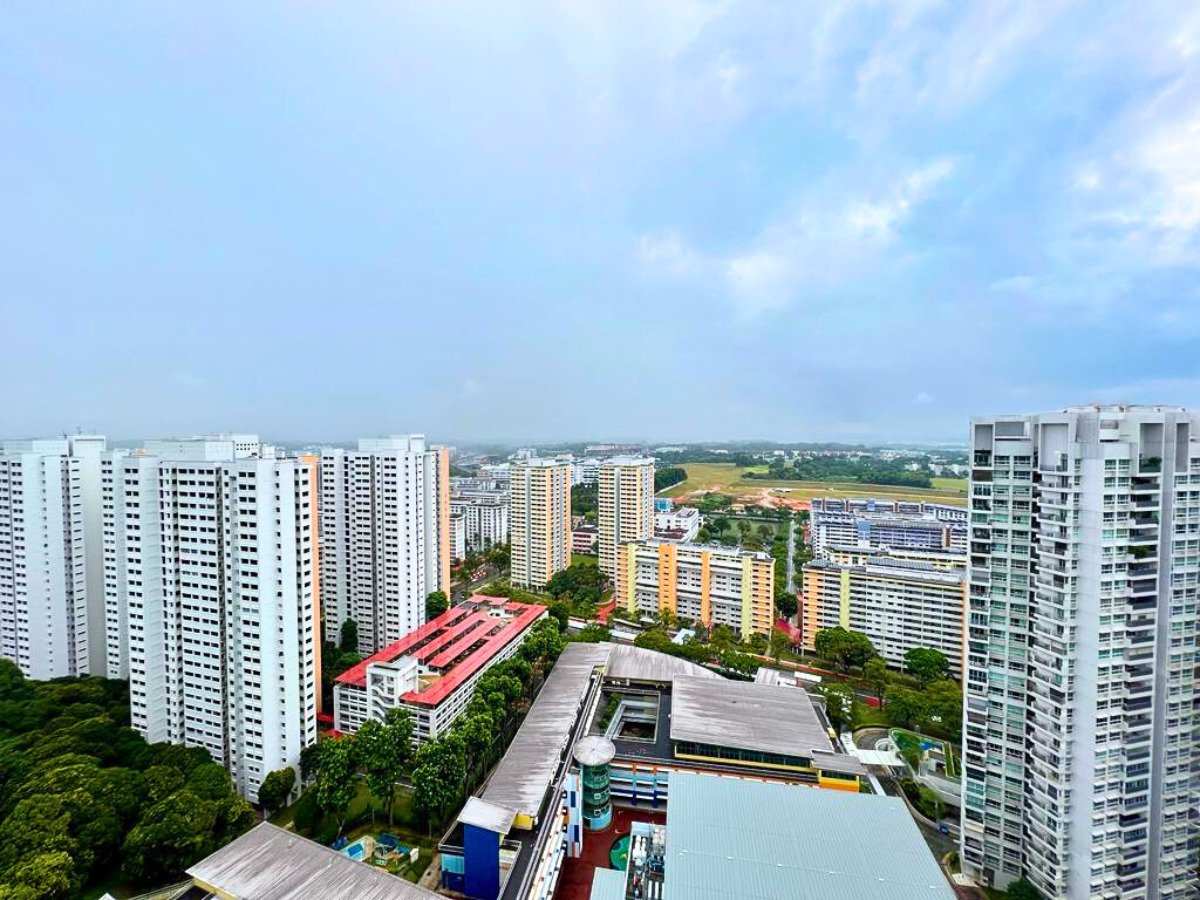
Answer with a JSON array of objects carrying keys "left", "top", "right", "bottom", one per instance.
[{"left": 463, "top": 823, "right": 501, "bottom": 900}]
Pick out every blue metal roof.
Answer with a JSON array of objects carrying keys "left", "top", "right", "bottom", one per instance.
[{"left": 662, "top": 771, "right": 953, "bottom": 900}]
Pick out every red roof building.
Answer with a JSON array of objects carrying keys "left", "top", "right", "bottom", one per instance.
[{"left": 333, "top": 595, "right": 547, "bottom": 742}]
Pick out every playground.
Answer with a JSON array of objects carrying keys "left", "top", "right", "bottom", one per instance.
[{"left": 332, "top": 831, "right": 421, "bottom": 878}]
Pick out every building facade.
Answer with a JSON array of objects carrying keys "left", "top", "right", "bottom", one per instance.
[
  {"left": 0, "top": 440, "right": 88, "bottom": 679},
  {"left": 334, "top": 596, "right": 546, "bottom": 742},
  {"left": 510, "top": 459, "right": 571, "bottom": 590},
  {"left": 616, "top": 540, "right": 774, "bottom": 637},
  {"left": 800, "top": 552, "right": 966, "bottom": 674},
  {"left": 654, "top": 504, "right": 702, "bottom": 542},
  {"left": 104, "top": 444, "right": 319, "bottom": 802},
  {"left": 450, "top": 495, "right": 509, "bottom": 552},
  {"left": 598, "top": 457, "right": 655, "bottom": 583},
  {"left": 318, "top": 436, "right": 451, "bottom": 654},
  {"left": 810, "top": 500, "right": 968, "bottom": 557},
  {"left": 961, "top": 406, "right": 1200, "bottom": 898}
]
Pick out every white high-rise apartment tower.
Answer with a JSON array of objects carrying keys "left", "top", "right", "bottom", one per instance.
[
  {"left": 962, "top": 406, "right": 1199, "bottom": 898},
  {"left": 598, "top": 457, "right": 655, "bottom": 582},
  {"left": 318, "top": 436, "right": 450, "bottom": 654},
  {"left": 103, "top": 441, "right": 318, "bottom": 802},
  {"left": 510, "top": 458, "right": 571, "bottom": 589},
  {"left": 0, "top": 439, "right": 87, "bottom": 679}
]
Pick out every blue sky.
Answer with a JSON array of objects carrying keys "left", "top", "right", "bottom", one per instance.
[{"left": 3, "top": 2, "right": 1199, "bottom": 443}]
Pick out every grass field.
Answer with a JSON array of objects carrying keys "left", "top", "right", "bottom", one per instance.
[{"left": 659, "top": 462, "right": 967, "bottom": 506}]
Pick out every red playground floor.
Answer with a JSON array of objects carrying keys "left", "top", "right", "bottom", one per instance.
[{"left": 555, "top": 806, "right": 667, "bottom": 900}]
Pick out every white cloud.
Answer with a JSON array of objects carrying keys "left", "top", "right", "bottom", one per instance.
[
  {"left": 461, "top": 377, "right": 480, "bottom": 397},
  {"left": 989, "top": 275, "right": 1035, "bottom": 292},
  {"left": 638, "top": 232, "right": 698, "bottom": 274},
  {"left": 914, "top": 390, "right": 934, "bottom": 404},
  {"left": 705, "top": 157, "right": 950, "bottom": 316}
]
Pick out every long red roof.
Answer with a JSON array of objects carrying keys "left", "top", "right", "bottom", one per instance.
[{"left": 335, "top": 595, "right": 547, "bottom": 707}]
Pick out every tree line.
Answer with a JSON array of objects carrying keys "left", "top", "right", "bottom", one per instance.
[
  {"left": 744, "top": 456, "right": 934, "bottom": 488},
  {"left": 0, "top": 660, "right": 254, "bottom": 899},
  {"left": 653, "top": 467, "right": 686, "bottom": 491},
  {"left": 810, "top": 628, "right": 961, "bottom": 739},
  {"left": 292, "top": 616, "right": 567, "bottom": 842}
]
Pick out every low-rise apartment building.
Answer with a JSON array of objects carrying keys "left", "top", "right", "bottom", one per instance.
[
  {"left": 800, "top": 551, "right": 966, "bottom": 674},
  {"left": 334, "top": 596, "right": 546, "bottom": 743},
  {"left": 653, "top": 504, "right": 701, "bottom": 542},
  {"left": 616, "top": 540, "right": 774, "bottom": 637}
]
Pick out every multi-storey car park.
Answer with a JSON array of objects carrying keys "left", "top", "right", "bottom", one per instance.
[
  {"left": 962, "top": 406, "right": 1200, "bottom": 898},
  {"left": 333, "top": 595, "right": 547, "bottom": 742},
  {"left": 616, "top": 539, "right": 775, "bottom": 638},
  {"left": 800, "top": 549, "right": 967, "bottom": 675}
]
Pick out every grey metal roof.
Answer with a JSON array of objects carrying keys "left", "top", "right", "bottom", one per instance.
[
  {"left": 481, "top": 641, "right": 611, "bottom": 821},
  {"left": 605, "top": 643, "right": 719, "bottom": 683},
  {"left": 573, "top": 735, "right": 616, "bottom": 767},
  {"left": 186, "top": 823, "right": 439, "bottom": 900},
  {"left": 662, "top": 771, "right": 954, "bottom": 900},
  {"left": 457, "top": 797, "right": 517, "bottom": 834},
  {"left": 670, "top": 675, "right": 865, "bottom": 774},
  {"left": 588, "top": 867, "right": 627, "bottom": 900}
]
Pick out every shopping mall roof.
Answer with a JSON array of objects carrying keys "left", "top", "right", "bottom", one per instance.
[
  {"left": 662, "top": 771, "right": 953, "bottom": 900},
  {"left": 670, "top": 675, "right": 864, "bottom": 773},
  {"left": 335, "top": 596, "right": 545, "bottom": 706},
  {"left": 187, "top": 824, "right": 438, "bottom": 900}
]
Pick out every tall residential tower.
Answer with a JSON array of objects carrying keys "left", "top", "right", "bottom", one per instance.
[
  {"left": 961, "top": 406, "right": 1199, "bottom": 898},
  {"left": 598, "top": 456, "right": 655, "bottom": 582},
  {"left": 510, "top": 458, "right": 571, "bottom": 589},
  {"left": 104, "top": 441, "right": 319, "bottom": 801},
  {"left": 0, "top": 439, "right": 87, "bottom": 679},
  {"left": 318, "top": 436, "right": 450, "bottom": 654}
]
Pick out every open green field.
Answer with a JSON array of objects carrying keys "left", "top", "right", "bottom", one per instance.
[{"left": 659, "top": 462, "right": 967, "bottom": 506}]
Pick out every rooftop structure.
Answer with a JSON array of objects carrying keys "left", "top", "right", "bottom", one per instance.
[
  {"left": 481, "top": 641, "right": 611, "bottom": 826},
  {"left": 670, "top": 675, "right": 866, "bottom": 779},
  {"left": 572, "top": 735, "right": 616, "bottom": 767},
  {"left": 334, "top": 596, "right": 546, "bottom": 742},
  {"left": 654, "top": 771, "right": 953, "bottom": 900},
  {"left": 186, "top": 823, "right": 438, "bottom": 900}
]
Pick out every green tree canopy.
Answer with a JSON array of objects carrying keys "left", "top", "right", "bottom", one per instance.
[
  {"left": 863, "top": 657, "right": 890, "bottom": 701},
  {"left": 818, "top": 682, "right": 855, "bottom": 733},
  {"left": 904, "top": 647, "right": 950, "bottom": 685},
  {"left": 425, "top": 591, "right": 449, "bottom": 620},
  {"left": 774, "top": 592, "right": 798, "bottom": 620},
  {"left": 339, "top": 618, "right": 359, "bottom": 653},
  {"left": 313, "top": 738, "right": 357, "bottom": 836},
  {"left": 812, "top": 627, "right": 876, "bottom": 672},
  {"left": 257, "top": 767, "right": 296, "bottom": 817},
  {"left": 412, "top": 737, "right": 465, "bottom": 831}
]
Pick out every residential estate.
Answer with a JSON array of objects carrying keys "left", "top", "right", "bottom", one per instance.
[{"left": 615, "top": 539, "right": 775, "bottom": 637}]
